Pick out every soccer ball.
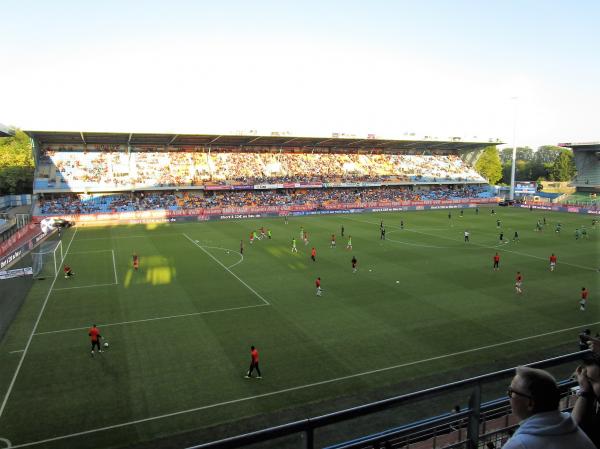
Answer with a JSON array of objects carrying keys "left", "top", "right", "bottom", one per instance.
[
  {"left": 103, "top": 342, "right": 109, "bottom": 348},
  {"left": 396, "top": 280, "right": 400, "bottom": 284}
]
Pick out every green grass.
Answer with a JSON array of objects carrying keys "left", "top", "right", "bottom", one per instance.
[{"left": 0, "top": 207, "right": 598, "bottom": 449}]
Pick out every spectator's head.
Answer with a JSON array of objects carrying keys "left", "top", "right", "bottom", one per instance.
[
  {"left": 508, "top": 366, "right": 559, "bottom": 421},
  {"left": 582, "top": 355, "right": 600, "bottom": 399}
]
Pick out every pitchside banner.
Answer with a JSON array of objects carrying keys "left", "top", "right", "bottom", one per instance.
[
  {"left": 33, "top": 199, "right": 499, "bottom": 226},
  {"left": 0, "top": 267, "right": 33, "bottom": 280}
]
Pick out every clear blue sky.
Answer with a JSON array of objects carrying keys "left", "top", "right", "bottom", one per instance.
[{"left": 1, "top": 0, "right": 598, "bottom": 148}]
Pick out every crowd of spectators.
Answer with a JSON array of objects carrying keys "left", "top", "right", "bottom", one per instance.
[
  {"left": 37, "top": 186, "right": 492, "bottom": 215},
  {"left": 36, "top": 149, "right": 486, "bottom": 189}
]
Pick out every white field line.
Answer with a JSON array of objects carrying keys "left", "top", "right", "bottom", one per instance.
[
  {"left": 53, "top": 283, "right": 117, "bottom": 292},
  {"left": 111, "top": 250, "right": 118, "bottom": 285},
  {"left": 227, "top": 257, "right": 244, "bottom": 269},
  {"left": 0, "top": 437, "right": 12, "bottom": 448},
  {"left": 385, "top": 235, "right": 450, "bottom": 249},
  {"left": 33, "top": 303, "right": 270, "bottom": 336},
  {"left": 346, "top": 217, "right": 598, "bottom": 271},
  {"left": 11, "top": 320, "right": 600, "bottom": 448},
  {"left": 8, "top": 350, "right": 24, "bottom": 354},
  {"left": 74, "top": 235, "right": 159, "bottom": 241},
  {"left": 183, "top": 234, "right": 269, "bottom": 305},
  {"left": 67, "top": 249, "right": 113, "bottom": 255},
  {"left": 201, "top": 246, "right": 245, "bottom": 269},
  {"left": 0, "top": 228, "right": 78, "bottom": 419}
]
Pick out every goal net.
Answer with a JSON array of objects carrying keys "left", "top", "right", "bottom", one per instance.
[{"left": 32, "top": 239, "right": 64, "bottom": 279}]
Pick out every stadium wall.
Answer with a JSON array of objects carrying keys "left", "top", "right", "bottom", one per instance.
[
  {"left": 32, "top": 199, "right": 600, "bottom": 227},
  {"left": 35, "top": 198, "right": 494, "bottom": 226}
]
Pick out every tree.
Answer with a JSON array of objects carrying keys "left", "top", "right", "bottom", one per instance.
[
  {"left": 0, "top": 129, "right": 34, "bottom": 194},
  {"left": 534, "top": 146, "right": 563, "bottom": 164},
  {"left": 475, "top": 146, "right": 503, "bottom": 185},
  {"left": 548, "top": 150, "right": 576, "bottom": 181},
  {"left": 499, "top": 147, "right": 534, "bottom": 165}
]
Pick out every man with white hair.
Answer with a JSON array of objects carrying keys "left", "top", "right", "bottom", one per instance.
[{"left": 502, "top": 366, "right": 595, "bottom": 449}]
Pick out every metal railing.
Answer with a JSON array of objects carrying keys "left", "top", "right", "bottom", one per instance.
[{"left": 186, "top": 351, "right": 589, "bottom": 449}]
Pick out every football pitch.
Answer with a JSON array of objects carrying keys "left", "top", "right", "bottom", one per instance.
[{"left": 0, "top": 207, "right": 598, "bottom": 449}]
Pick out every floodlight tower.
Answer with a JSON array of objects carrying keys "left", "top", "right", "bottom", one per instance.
[{"left": 509, "top": 97, "right": 518, "bottom": 200}]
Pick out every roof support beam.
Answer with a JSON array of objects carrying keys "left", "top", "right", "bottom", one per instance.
[
  {"left": 168, "top": 134, "right": 179, "bottom": 145},
  {"left": 282, "top": 137, "right": 299, "bottom": 145},
  {"left": 209, "top": 135, "right": 222, "bottom": 144},
  {"left": 80, "top": 132, "right": 86, "bottom": 144}
]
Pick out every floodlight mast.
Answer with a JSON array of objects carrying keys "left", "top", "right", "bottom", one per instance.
[{"left": 509, "top": 97, "right": 518, "bottom": 200}]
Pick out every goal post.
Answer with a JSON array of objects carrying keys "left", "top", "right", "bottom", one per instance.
[{"left": 32, "top": 239, "right": 64, "bottom": 279}]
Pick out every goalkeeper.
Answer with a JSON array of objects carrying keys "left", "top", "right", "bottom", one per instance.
[{"left": 64, "top": 264, "right": 74, "bottom": 279}]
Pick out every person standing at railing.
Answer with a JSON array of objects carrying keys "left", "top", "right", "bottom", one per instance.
[
  {"left": 502, "top": 366, "right": 595, "bottom": 449},
  {"left": 572, "top": 341, "right": 600, "bottom": 448}
]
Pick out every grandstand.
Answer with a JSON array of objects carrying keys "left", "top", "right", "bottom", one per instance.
[
  {"left": 27, "top": 131, "right": 496, "bottom": 221},
  {"left": 559, "top": 141, "right": 600, "bottom": 192}
]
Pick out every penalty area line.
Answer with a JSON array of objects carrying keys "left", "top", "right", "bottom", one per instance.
[
  {"left": 12, "top": 320, "right": 600, "bottom": 448},
  {"left": 33, "top": 303, "right": 270, "bottom": 336},
  {"left": 53, "top": 282, "right": 117, "bottom": 291},
  {"left": 0, "top": 228, "right": 78, "bottom": 420},
  {"left": 183, "top": 234, "right": 269, "bottom": 305}
]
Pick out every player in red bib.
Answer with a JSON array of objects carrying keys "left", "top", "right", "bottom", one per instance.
[
  {"left": 245, "top": 345, "right": 261, "bottom": 379},
  {"left": 580, "top": 287, "right": 589, "bottom": 311},
  {"left": 249, "top": 231, "right": 254, "bottom": 245},
  {"left": 64, "top": 264, "right": 74, "bottom": 279},
  {"left": 493, "top": 253, "right": 500, "bottom": 271},
  {"left": 515, "top": 272, "right": 523, "bottom": 294},
  {"left": 132, "top": 253, "right": 139, "bottom": 271},
  {"left": 549, "top": 253, "right": 557, "bottom": 272},
  {"left": 88, "top": 324, "right": 102, "bottom": 356},
  {"left": 311, "top": 247, "right": 316, "bottom": 262},
  {"left": 330, "top": 234, "right": 336, "bottom": 248},
  {"left": 315, "top": 277, "right": 322, "bottom": 296}
]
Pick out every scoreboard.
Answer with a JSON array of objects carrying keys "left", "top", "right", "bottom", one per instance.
[{"left": 515, "top": 181, "right": 537, "bottom": 194}]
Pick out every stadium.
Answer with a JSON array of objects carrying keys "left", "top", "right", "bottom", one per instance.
[{"left": 0, "top": 128, "right": 598, "bottom": 449}]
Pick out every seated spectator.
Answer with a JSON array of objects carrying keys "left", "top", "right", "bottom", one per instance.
[{"left": 502, "top": 366, "right": 595, "bottom": 448}]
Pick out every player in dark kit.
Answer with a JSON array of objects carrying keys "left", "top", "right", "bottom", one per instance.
[
  {"left": 245, "top": 346, "right": 261, "bottom": 379},
  {"left": 352, "top": 256, "right": 357, "bottom": 273},
  {"left": 89, "top": 324, "right": 102, "bottom": 356},
  {"left": 240, "top": 240, "right": 244, "bottom": 254}
]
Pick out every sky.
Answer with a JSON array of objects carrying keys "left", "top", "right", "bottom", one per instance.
[{"left": 1, "top": 0, "right": 598, "bottom": 149}]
